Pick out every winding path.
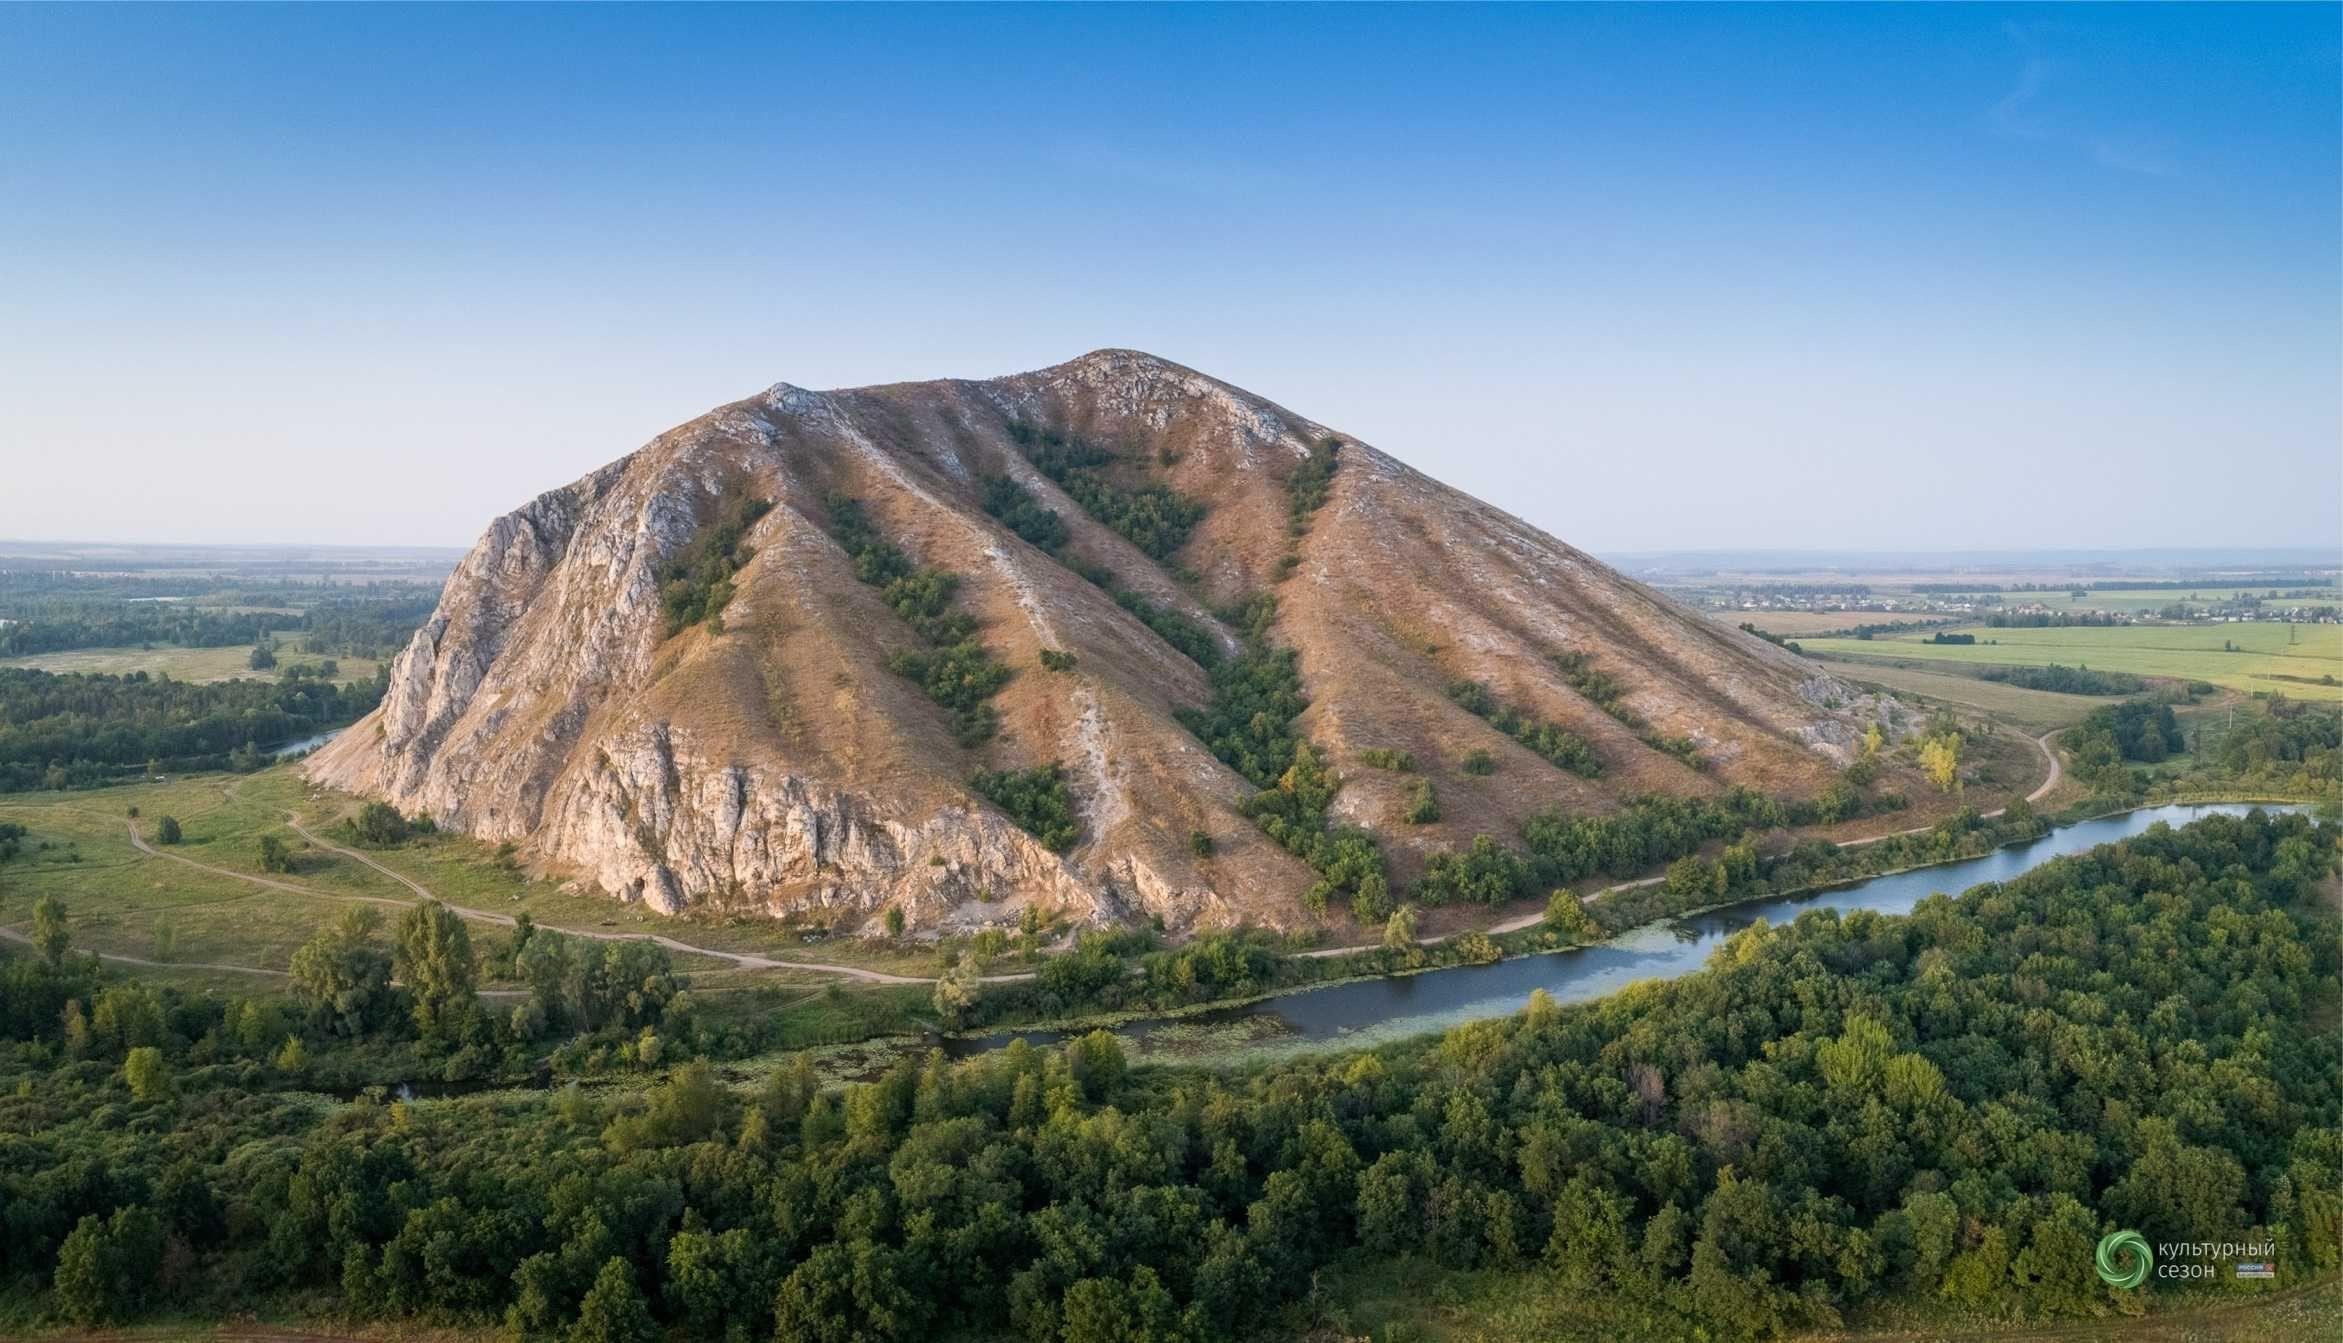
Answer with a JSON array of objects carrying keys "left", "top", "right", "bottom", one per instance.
[{"left": 105, "top": 814, "right": 1030, "bottom": 986}]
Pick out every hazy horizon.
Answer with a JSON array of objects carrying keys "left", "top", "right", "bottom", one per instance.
[{"left": 3, "top": 4, "right": 2336, "bottom": 553}]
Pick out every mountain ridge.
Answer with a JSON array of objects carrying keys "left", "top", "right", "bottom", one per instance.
[{"left": 308, "top": 350, "right": 1917, "bottom": 934}]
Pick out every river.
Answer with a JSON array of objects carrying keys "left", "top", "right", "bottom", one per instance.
[
  {"left": 269, "top": 728, "right": 343, "bottom": 759},
  {"left": 944, "top": 803, "right": 2303, "bottom": 1069}
]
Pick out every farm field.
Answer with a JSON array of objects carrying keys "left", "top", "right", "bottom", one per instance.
[
  {"left": 2004, "top": 585, "right": 2342, "bottom": 613},
  {"left": 1702, "top": 609, "right": 1936, "bottom": 636},
  {"left": 0, "top": 630, "right": 383, "bottom": 683},
  {"left": 1800, "top": 620, "right": 2343, "bottom": 701}
]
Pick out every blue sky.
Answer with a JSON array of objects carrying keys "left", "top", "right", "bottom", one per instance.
[{"left": 1, "top": 3, "right": 2334, "bottom": 552}]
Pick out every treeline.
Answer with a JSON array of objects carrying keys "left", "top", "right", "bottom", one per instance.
[
  {"left": 1980, "top": 611, "right": 2122, "bottom": 628},
  {"left": 0, "top": 605, "right": 280, "bottom": 658},
  {"left": 0, "top": 583, "right": 440, "bottom": 659},
  {"left": 291, "top": 592, "right": 442, "bottom": 659},
  {"left": 1414, "top": 782, "right": 1904, "bottom": 909},
  {"left": 1974, "top": 664, "right": 2143, "bottom": 695},
  {"left": 0, "top": 665, "right": 387, "bottom": 792},
  {"left": 2066, "top": 700, "right": 2186, "bottom": 792},
  {"left": 2066, "top": 699, "right": 2340, "bottom": 805},
  {"left": 3, "top": 812, "right": 2332, "bottom": 1338}
]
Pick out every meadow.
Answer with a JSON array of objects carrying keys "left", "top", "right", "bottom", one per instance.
[
  {"left": 1800, "top": 620, "right": 2343, "bottom": 701},
  {"left": 1800, "top": 657, "right": 2112, "bottom": 735},
  {"left": 0, "top": 765, "right": 1057, "bottom": 994},
  {"left": 0, "top": 629, "right": 383, "bottom": 683}
]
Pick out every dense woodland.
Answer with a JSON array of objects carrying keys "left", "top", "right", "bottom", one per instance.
[
  {"left": 0, "top": 576, "right": 438, "bottom": 659},
  {"left": 0, "top": 664, "right": 387, "bottom": 791},
  {"left": 2069, "top": 699, "right": 2339, "bottom": 802},
  {"left": 0, "top": 811, "right": 2334, "bottom": 1339}
]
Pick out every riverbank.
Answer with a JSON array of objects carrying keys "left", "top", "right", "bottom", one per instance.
[{"left": 941, "top": 800, "right": 2317, "bottom": 1070}]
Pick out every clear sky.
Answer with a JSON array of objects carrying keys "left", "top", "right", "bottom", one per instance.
[{"left": 1, "top": 3, "right": 2335, "bottom": 554}]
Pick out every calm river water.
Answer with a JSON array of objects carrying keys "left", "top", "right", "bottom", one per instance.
[{"left": 945, "top": 803, "right": 2301, "bottom": 1068}]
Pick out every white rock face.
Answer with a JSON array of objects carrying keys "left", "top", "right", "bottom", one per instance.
[{"left": 311, "top": 349, "right": 1910, "bottom": 931}]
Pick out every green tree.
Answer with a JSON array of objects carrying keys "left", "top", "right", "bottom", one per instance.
[
  {"left": 32, "top": 893, "right": 70, "bottom": 964},
  {"left": 1544, "top": 890, "right": 1598, "bottom": 940},
  {"left": 154, "top": 815, "right": 182, "bottom": 845},
  {"left": 122, "top": 1045, "right": 167, "bottom": 1102},
  {"left": 932, "top": 952, "right": 983, "bottom": 1030},
  {"left": 1382, "top": 903, "right": 1418, "bottom": 953},
  {"left": 394, "top": 899, "right": 476, "bottom": 1041},
  {"left": 52, "top": 1206, "right": 163, "bottom": 1326},
  {"left": 290, "top": 905, "right": 395, "bottom": 1035},
  {"left": 570, "top": 1256, "right": 657, "bottom": 1343}
]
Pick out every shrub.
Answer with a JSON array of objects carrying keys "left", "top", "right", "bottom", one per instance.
[
  {"left": 1008, "top": 421, "right": 1205, "bottom": 561},
  {"left": 1403, "top": 779, "right": 1440, "bottom": 824},
  {"left": 659, "top": 483, "right": 773, "bottom": 635},
  {"left": 970, "top": 764, "right": 1080, "bottom": 852}
]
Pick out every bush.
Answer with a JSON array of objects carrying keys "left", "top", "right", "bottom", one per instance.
[
  {"left": 1460, "top": 748, "right": 1497, "bottom": 777},
  {"left": 153, "top": 815, "right": 181, "bottom": 845},
  {"left": 352, "top": 801, "right": 411, "bottom": 846},
  {"left": 659, "top": 483, "right": 774, "bottom": 636},
  {"left": 257, "top": 834, "right": 294, "bottom": 873},
  {"left": 970, "top": 764, "right": 1080, "bottom": 852},
  {"left": 1403, "top": 778, "right": 1440, "bottom": 824},
  {"left": 1008, "top": 421, "right": 1205, "bottom": 561},
  {"left": 1448, "top": 679, "right": 1599, "bottom": 776}
]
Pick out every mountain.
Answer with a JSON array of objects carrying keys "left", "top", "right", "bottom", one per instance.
[{"left": 308, "top": 350, "right": 1914, "bottom": 933}]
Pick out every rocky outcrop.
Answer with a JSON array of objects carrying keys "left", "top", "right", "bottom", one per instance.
[{"left": 310, "top": 350, "right": 1915, "bottom": 933}]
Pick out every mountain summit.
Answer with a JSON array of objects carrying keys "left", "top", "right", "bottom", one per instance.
[{"left": 309, "top": 351, "right": 1909, "bottom": 932}]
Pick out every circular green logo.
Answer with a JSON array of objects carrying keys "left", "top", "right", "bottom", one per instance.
[{"left": 2096, "top": 1230, "right": 2152, "bottom": 1289}]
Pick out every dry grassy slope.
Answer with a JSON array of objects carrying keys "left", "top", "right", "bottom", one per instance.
[{"left": 311, "top": 349, "right": 1915, "bottom": 932}]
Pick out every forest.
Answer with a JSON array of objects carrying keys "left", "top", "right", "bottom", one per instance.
[
  {"left": 0, "top": 664, "right": 388, "bottom": 791},
  {"left": 0, "top": 575, "right": 440, "bottom": 660},
  {"left": 0, "top": 809, "right": 2333, "bottom": 1339}
]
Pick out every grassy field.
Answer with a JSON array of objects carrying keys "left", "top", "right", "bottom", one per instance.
[
  {"left": 1807, "top": 657, "right": 2113, "bottom": 735},
  {"left": 0, "top": 629, "right": 384, "bottom": 683},
  {"left": 0, "top": 769, "right": 852, "bottom": 986},
  {"left": 1799, "top": 621, "right": 2343, "bottom": 701},
  {"left": 2010, "top": 586, "right": 2341, "bottom": 614},
  {"left": 0, "top": 765, "right": 1054, "bottom": 992},
  {"left": 1703, "top": 609, "right": 1936, "bottom": 636}
]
